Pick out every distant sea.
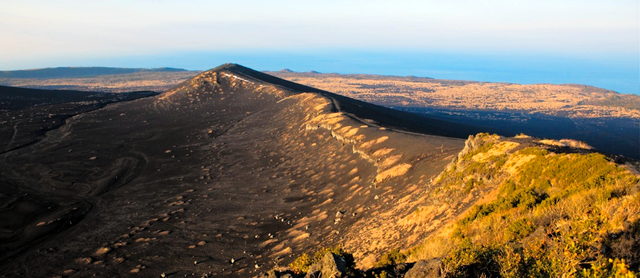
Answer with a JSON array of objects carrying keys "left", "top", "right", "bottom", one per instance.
[{"left": 82, "top": 50, "right": 640, "bottom": 95}]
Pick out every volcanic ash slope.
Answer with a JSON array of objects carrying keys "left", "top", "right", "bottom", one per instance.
[{"left": 2, "top": 64, "right": 480, "bottom": 277}]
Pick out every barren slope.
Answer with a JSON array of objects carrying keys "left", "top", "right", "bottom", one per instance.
[{"left": 0, "top": 64, "right": 487, "bottom": 277}]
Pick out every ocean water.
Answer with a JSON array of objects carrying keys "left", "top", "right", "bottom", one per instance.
[{"left": 90, "top": 50, "right": 640, "bottom": 95}]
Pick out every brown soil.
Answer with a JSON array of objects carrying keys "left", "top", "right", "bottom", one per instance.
[{"left": 0, "top": 64, "right": 480, "bottom": 277}]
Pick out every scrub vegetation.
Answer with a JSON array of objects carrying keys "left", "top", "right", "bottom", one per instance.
[{"left": 405, "top": 134, "right": 640, "bottom": 277}]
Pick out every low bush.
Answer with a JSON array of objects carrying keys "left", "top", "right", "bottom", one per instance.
[
  {"left": 413, "top": 139, "right": 640, "bottom": 276},
  {"left": 289, "top": 253, "right": 313, "bottom": 275},
  {"left": 504, "top": 218, "right": 536, "bottom": 242},
  {"left": 374, "top": 249, "right": 406, "bottom": 268}
]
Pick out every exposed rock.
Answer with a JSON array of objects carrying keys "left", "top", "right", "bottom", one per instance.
[
  {"left": 458, "top": 134, "right": 482, "bottom": 160},
  {"left": 305, "top": 252, "right": 347, "bottom": 278},
  {"left": 259, "top": 269, "right": 294, "bottom": 278},
  {"left": 74, "top": 257, "right": 92, "bottom": 265},
  {"left": 94, "top": 247, "right": 110, "bottom": 256},
  {"left": 404, "top": 259, "right": 443, "bottom": 278}
]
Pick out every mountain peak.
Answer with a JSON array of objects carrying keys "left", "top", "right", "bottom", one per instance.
[
  {"left": 209, "top": 63, "right": 246, "bottom": 72},
  {"left": 202, "top": 63, "right": 324, "bottom": 94}
]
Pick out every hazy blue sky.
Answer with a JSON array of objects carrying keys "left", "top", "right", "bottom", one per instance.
[{"left": 1, "top": 0, "right": 638, "bottom": 93}]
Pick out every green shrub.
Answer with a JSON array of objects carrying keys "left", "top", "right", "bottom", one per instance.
[
  {"left": 460, "top": 203, "right": 496, "bottom": 225},
  {"left": 504, "top": 218, "right": 536, "bottom": 242},
  {"left": 499, "top": 180, "right": 517, "bottom": 196},
  {"left": 375, "top": 270, "right": 389, "bottom": 278},
  {"left": 496, "top": 245, "right": 526, "bottom": 278},
  {"left": 289, "top": 253, "right": 313, "bottom": 275},
  {"left": 464, "top": 178, "right": 476, "bottom": 193},
  {"left": 442, "top": 240, "right": 501, "bottom": 278},
  {"left": 580, "top": 257, "right": 637, "bottom": 278},
  {"left": 499, "top": 188, "right": 546, "bottom": 210},
  {"left": 460, "top": 189, "right": 546, "bottom": 226},
  {"left": 374, "top": 248, "right": 406, "bottom": 268},
  {"left": 493, "top": 155, "right": 508, "bottom": 169}
]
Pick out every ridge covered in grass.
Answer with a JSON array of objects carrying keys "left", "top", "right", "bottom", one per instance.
[
  {"left": 407, "top": 134, "right": 640, "bottom": 277},
  {"left": 283, "top": 133, "right": 640, "bottom": 277}
]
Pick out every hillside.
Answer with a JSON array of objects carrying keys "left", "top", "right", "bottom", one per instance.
[
  {"left": 2, "top": 67, "right": 636, "bottom": 158},
  {"left": 0, "top": 64, "right": 637, "bottom": 277},
  {"left": 0, "top": 64, "right": 482, "bottom": 277},
  {"left": 267, "top": 133, "right": 640, "bottom": 277},
  {"left": 368, "top": 134, "right": 640, "bottom": 277}
]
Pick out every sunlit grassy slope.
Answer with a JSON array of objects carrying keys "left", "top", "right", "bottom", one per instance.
[
  {"left": 288, "top": 133, "right": 640, "bottom": 277},
  {"left": 404, "top": 133, "right": 640, "bottom": 277}
]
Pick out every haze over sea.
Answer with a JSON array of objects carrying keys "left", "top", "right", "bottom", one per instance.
[
  {"left": 78, "top": 50, "right": 638, "bottom": 96},
  {"left": 2, "top": 1, "right": 638, "bottom": 95}
]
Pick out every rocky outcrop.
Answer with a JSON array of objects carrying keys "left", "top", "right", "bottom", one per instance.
[
  {"left": 305, "top": 252, "right": 348, "bottom": 278},
  {"left": 404, "top": 259, "right": 443, "bottom": 278},
  {"left": 456, "top": 133, "right": 499, "bottom": 161}
]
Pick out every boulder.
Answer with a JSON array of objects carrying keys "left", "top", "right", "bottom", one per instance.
[
  {"left": 305, "top": 252, "right": 347, "bottom": 278},
  {"left": 404, "top": 259, "right": 443, "bottom": 278}
]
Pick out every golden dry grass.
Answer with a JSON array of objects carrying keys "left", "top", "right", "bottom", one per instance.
[{"left": 402, "top": 135, "right": 640, "bottom": 276}]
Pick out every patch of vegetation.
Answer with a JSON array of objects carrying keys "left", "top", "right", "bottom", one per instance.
[
  {"left": 410, "top": 139, "right": 640, "bottom": 276},
  {"left": 375, "top": 270, "right": 389, "bottom": 278},
  {"left": 579, "top": 94, "right": 640, "bottom": 111},
  {"left": 289, "top": 253, "right": 313, "bottom": 275},
  {"left": 288, "top": 245, "right": 357, "bottom": 276},
  {"left": 374, "top": 249, "right": 407, "bottom": 268},
  {"left": 459, "top": 188, "right": 546, "bottom": 226},
  {"left": 442, "top": 239, "right": 501, "bottom": 277},
  {"left": 581, "top": 257, "right": 637, "bottom": 277},
  {"left": 504, "top": 218, "right": 536, "bottom": 242}
]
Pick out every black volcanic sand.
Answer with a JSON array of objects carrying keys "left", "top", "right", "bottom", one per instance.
[
  {"left": 0, "top": 86, "right": 158, "bottom": 153},
  {"left": 0, "top": 87, "right": 157, "bottom": 273},
  {"left": 0, "top": 64, "right": 474, "bottom": 277}
]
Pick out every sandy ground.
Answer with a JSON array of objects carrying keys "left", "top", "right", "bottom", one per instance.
[{"left": 0, "top": 65, "right": 468, "bottom": 277}]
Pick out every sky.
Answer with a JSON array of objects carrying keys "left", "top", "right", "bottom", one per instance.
[{"left": 1, "top": 0, "right": 639, "bottom": 94}]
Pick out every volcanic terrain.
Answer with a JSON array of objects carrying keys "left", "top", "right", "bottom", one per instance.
[
  {"left": 1, "top": 64, "right": 638, "bottom": 277},
  {"left": 0, "top": 64, "right": 484, "bottom": 277}
]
